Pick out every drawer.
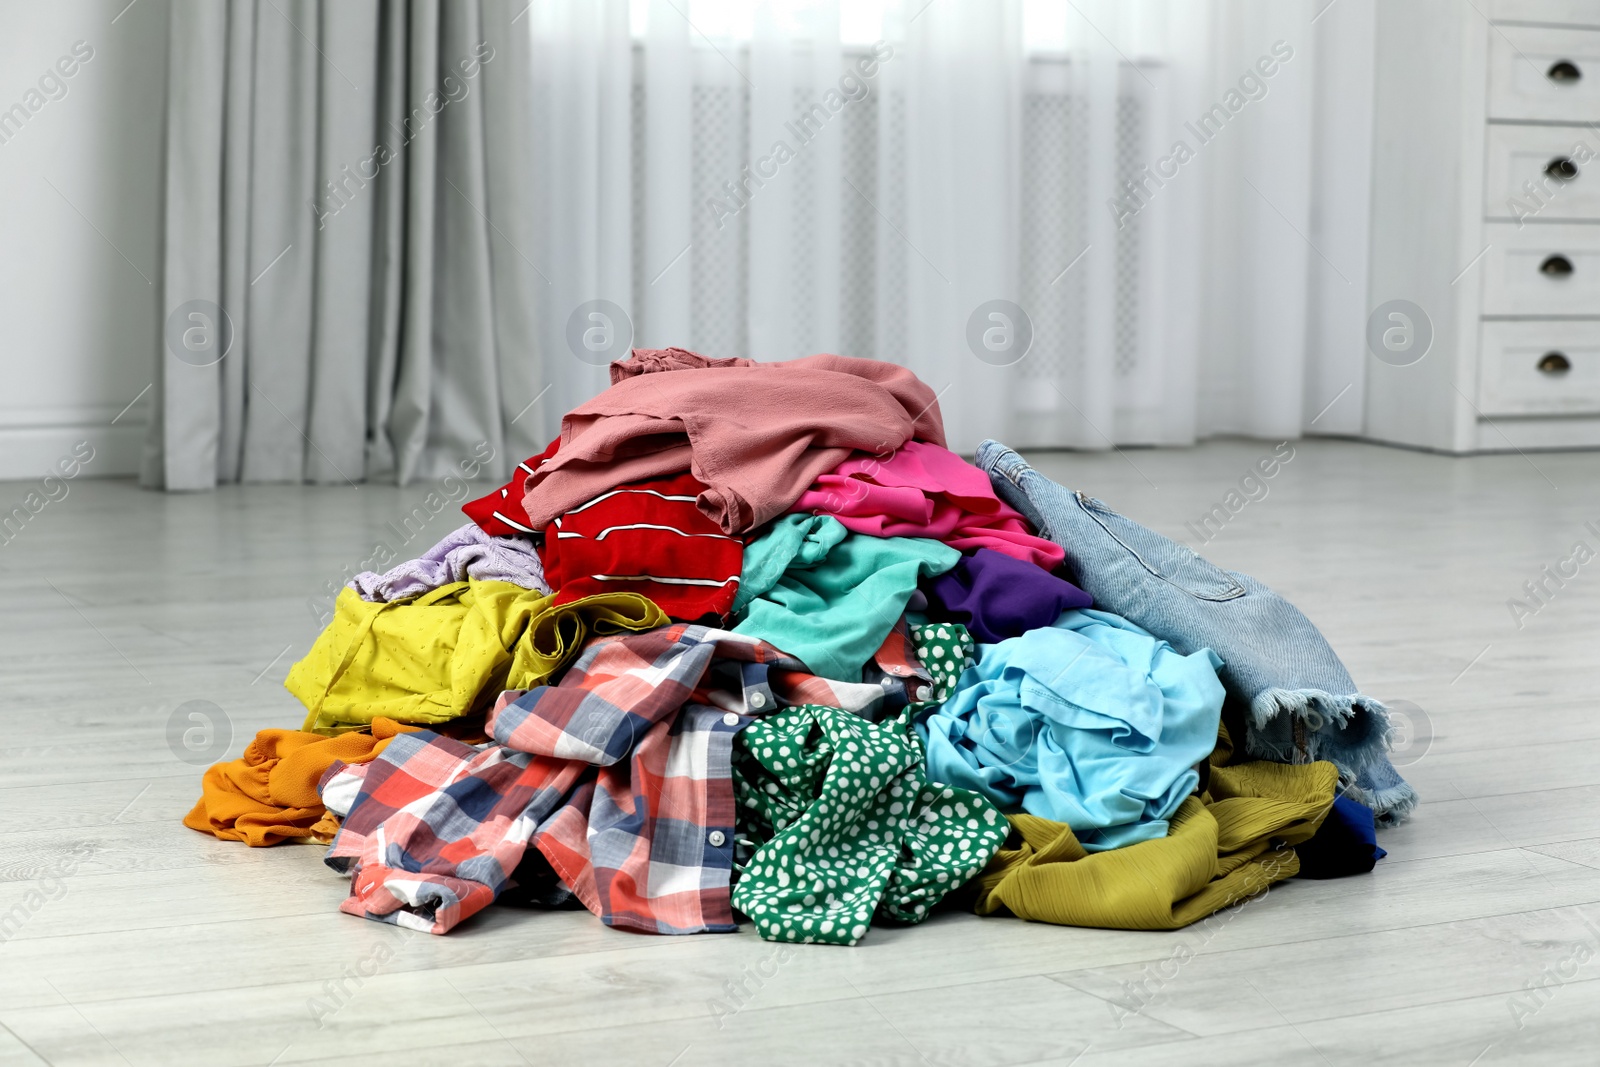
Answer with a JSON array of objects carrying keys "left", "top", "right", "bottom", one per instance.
[
  {"left": 1479, "top": 320, "right": 1600, "bottom": 414},
  {"left": 1491, "top": 0, "right": 1600, "bottom": 27},
  {"left": 1485, "top": 124, "right": 1600, "bottom": 220},
  {"left": 1488, "top": 25, "right": 1600, "bottom": 121},
  {"left": 1480, "top": 221, "right": 1600, "bottom": 315}
]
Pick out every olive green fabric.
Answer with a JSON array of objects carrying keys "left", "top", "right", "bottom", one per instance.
[
  {"left": 972, "top": 758, "right": 1338, "bottom": 930},
  {"left": 287, "top": 580, "right": 666, "bottom": 733}
]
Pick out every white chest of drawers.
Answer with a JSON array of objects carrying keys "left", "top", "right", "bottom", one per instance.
[{"left": 1366, "top": 0, "right": 1600, "bottom": 451}]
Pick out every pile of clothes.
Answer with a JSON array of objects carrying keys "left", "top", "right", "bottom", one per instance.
[{"left": 185, "top": 349, "right": 1410, "bottom": 946}]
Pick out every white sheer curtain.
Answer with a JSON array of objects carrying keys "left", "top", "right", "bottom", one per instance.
[
  {"left": 519, "top": 0, "right": 633, "bottom": 458},
  {"left": 518, "top": 0, "right": 1376, "bottom": 456}
]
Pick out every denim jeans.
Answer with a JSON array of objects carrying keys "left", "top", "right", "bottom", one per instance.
[{"left": 974, "top": 440, "right": 1416, "bottom": 823}]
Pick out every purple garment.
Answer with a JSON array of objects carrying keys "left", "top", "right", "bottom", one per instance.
[
  {"left": 925, "top": 548, "right": 1092, "bottom": 643},
  {"left": 349, "top": 523, "right": 550, "bottom": 602}
]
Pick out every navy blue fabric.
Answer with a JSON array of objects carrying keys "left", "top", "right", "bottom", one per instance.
[{"left": 1295, "top": 795, "right": 1387, "bottom": 878}]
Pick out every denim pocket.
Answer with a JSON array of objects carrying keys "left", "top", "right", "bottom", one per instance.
[
  {"left": 986, "top": 451, "right": 1032, "bottom": 491},
  {"left": 1075, "top": 493, "right": 1246, "bottom": 602}
]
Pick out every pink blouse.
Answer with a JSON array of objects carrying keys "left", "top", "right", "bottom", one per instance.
[{"left": 790, "top": 441, "right": 1065, "bottom": 570}]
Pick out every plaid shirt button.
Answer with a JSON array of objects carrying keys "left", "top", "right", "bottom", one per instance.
[{"left": 708, "top": 831, "right": 726, "bottom": 846}]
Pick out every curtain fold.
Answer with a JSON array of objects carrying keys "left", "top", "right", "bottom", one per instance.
[
  {"left": 581, "top": 0, "right": 1371, "bottom": 456},
  {"left": 526, "top": 0, "right": 632, "bottom": 436},
  {"left": 1067, "top": 0, "right": 1120, "bottom": 450},
  {"left": 899, "top": 0, "right": 1024, "bottom": 452},
  {"left": 304, "top": 1, "right": 378, "bottom": 486},
  {"left": 148, "top": 0, "right": 225, "bottom": 491},
  {"left": 149, "top": 0, "right": 1377, "bottom": 489},
  {"left": 1193, "top": 0, "right": 1316, "bottom": 441},
  {"left": 147, "top": 0, "right": 530, "bottom": 489}
]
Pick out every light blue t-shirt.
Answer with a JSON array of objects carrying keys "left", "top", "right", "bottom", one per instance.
[{"left": 916, "top": 608, "right": 1224, "bottom": 851}]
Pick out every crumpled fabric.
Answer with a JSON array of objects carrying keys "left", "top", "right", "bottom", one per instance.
[
  {"left": 731, "top": 704, "right": 1007, "bottom": 945},
  {"left": 322, "top": 622, "right": 920, "bottom": 936},
  {"left": 790, "top": 441, "right": 1065, "bottom": 570},
  {"left": 286, "top": 581, "right": 666, "bottom": 733},
  {"left": 908, "top": 621, "right": 978, "bottom": 692},
  {"left": 349, "top": 523, "right": 549, "bottom": 601},
  {"left": 462, "top": 438, "right": 560, "bottom": 537},
  {"left": 518, "top": 349, "right": 948, "bottom": 535},
  {"left": 973, "top": 758, "right": 1338, "bottom": 929},
  {"left": 925, "top": 548, "right": 1092, "bottom": 643},
  {"left": 732, "top": 513, "right": 958, "bottom": 683},
  {"left": 541, "top": 470, "right": 743, "bottom": 623},
  {"left": 183, "top": 718, "right": 419, "bottom": 846},
  {"left": 1295, "top": 794, "right": 1387, "bottom": 878},
  {"left": 609, "top": 346, "right": 752, "bottom": 377},
  {"left": 917, "top": 608, "right": 1224, "bottom": 851},
  {"left": 973, "top": 438, "right": 1415, "bottom": 823}
]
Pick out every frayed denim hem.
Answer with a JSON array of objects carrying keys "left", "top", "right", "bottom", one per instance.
[
  {"left": 1245, "top": 688, "right": 1418, "bottom": 825},
  {"left": 1345, "top": 774, "right": 1420, "bottom": 826},
  {"left": 1246, "top": 687, "right": 1390, "bottom": 769},
  {"left": 1345, "top": 745, "right": 1420, "bottom": 826}
]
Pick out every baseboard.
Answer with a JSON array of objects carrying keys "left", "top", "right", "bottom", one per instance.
[
  {"left": 0, "top": 420, "right": 146, "bottom": 482},
  {"left": 1473, "top": 415, "right": 1600, "bottom": 452}
]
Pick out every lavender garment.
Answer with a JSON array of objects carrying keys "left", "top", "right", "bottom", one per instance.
[
  {"left": 926, "top": 548, "right": 1092, "bottom": 643},
  {"left": 349, "top": 523, "right": 550, "bottom": 602}
]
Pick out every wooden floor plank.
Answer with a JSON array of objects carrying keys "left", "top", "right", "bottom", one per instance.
[{"left": 1, "top": 439, "right": 1596, "bottom": 1065}]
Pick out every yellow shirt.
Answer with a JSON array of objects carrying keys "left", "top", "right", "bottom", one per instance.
[{"left": 286, "top": 580, "right": 666, "bottom": 733}]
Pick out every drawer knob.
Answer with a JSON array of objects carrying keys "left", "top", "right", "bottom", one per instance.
[
  {"left": 1541, "top": 254, "right": 1575, "bottom": 276},
  {"left": 1548, "top": 60, "right": 1582, "bottom": 83},
  {"left": 1546, "top": 156, "right": 1580, "bottom": 181},
  {"left": 1538, "top": 351, "right": 1572, "bottom": 375}
]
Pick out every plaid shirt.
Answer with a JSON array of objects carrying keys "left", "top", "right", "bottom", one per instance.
[{"left": 324, "top": 620, "right": 930, "bottom": 935}]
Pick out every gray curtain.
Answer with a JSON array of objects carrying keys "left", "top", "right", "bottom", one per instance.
[{"left": 144, "top": 0, "right": 546, "bottom": 489}]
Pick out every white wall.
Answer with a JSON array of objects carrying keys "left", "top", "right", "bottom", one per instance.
[{"left": 0, "top": 0, "right": 168, "bottom": 481}]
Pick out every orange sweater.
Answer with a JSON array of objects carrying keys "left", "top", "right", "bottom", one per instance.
[{"left": 183, "top": 718, "right": 419, "bottom": 846}]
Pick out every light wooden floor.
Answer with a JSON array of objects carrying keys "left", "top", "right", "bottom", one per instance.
[{"left": 2, "top": 438, "right": 1598, "bottom": 1067}]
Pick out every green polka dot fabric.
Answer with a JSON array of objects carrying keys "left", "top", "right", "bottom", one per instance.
[
  {"left": 909, "top": 622, "right": 976, "bottom": 704},
  {"left": 731, "top": 702, "right": 1007, "bottom": 946}
]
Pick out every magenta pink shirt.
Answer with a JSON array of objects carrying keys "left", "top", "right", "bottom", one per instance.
[{"left": 790, "top": 441, "right": 1065, "bottom": 570}]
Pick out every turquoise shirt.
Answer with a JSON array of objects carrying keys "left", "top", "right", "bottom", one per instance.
[
  {"left": 733, "top": 514, "right": 959, "bottom": 682},
  {"left": 917, "top": 608, "right": 1224, "bottom": 851}
]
